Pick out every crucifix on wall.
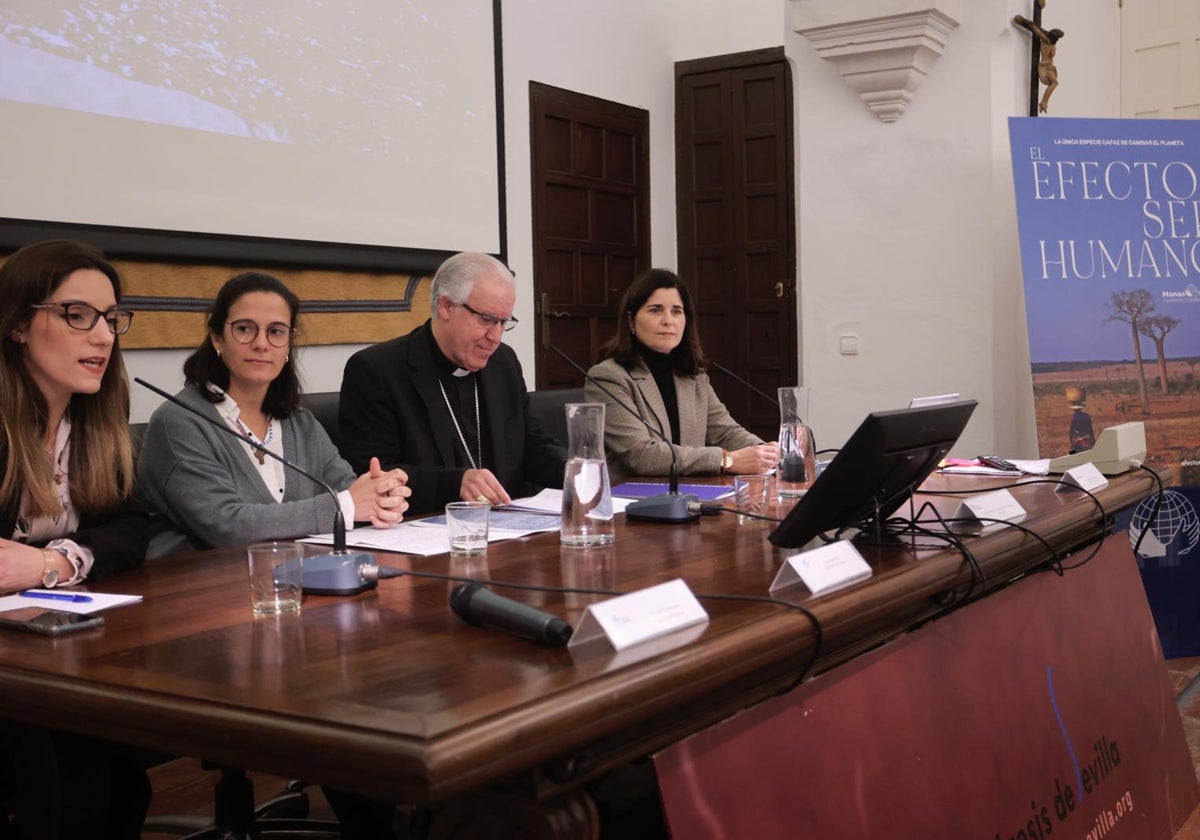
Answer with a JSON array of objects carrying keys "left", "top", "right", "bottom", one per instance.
[{"left": 1013, "top": 0, "right": 1064, "bottom": 115}]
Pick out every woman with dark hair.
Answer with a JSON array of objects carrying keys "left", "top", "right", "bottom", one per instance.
[
  {"left": 138, "top": 271, "right": 409, "bottom": 558},
  {"left": 0, "top": 239, "right": 152, "bottom": 838},
  {"left": 585, "top": 268, "right": 778, "bottom": 483}
]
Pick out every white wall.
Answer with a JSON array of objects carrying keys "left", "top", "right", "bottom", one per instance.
[
  {"left": 127, "top": 0, "right": 1122, "bottom": 455},
  {"left": 785, "top": 0, "right": 1120, "bottom": 455}
]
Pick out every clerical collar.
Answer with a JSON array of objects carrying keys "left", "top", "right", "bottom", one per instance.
[{"left": 426, "top": 323, "right": 473, "bottom": 378}]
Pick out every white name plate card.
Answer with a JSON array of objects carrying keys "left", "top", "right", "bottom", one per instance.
[
  {"left": 1055, "top": 462, "right": 1110, "bottom": 494},
  {"left": 953, "top": 488, "right": 1027, "bottom": 530},
  {"left": 770, "top": 541, "right": 872, "bottom": 596},
  {"left": 567, "top": 578, "right": 709, "bottom": 652}
]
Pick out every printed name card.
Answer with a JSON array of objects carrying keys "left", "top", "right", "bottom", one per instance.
[
  {"left": 568, "top": 578, "right": 708, "bottom": 652},
  {"left": 1055, "top": 462, "right": 1109, "bottom": 494},
  {"left": 954, "top": 488, "right": 1027, "bottom": 529},
  {"left": 770, "top": 541, "right": 872, "bottom": 595}
]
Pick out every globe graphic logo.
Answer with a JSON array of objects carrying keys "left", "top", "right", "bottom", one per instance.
[{"left": 1129, "top": 491, "right": 1200, "bottom": 559}]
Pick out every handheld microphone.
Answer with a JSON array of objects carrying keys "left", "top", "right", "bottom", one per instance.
[
  {"left": 135, "top": 378, "right": 376, "bottom": 595},
  {"left": 548, "top": 345, "right": 698, "bottom": 524},
  {"left": 708, "top": 361, "right": 780, "bottom": 408},
  {"left": 450, "top": 582, "right": 573, "bottom": 646}
]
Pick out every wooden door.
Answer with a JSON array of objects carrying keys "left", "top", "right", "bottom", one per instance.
[
  {"left": 1121, "top": 0, "right": 1200, "bottom": 118},
  {"left": 676, "top": 48, "right": 797, "bottom": 440},
  {"left": 530, "top": 82, "right": 650, "bottom": 388}
]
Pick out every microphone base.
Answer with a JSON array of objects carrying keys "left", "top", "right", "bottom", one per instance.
[
  {"left": 297, "top": 551, "right": 378, "bottom": 595},
  {"left": 625, "top": 493, "right": 700, "bottom": 524}
]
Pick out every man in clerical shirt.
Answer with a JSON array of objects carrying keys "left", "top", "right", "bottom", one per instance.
[{"left": 339, "top": 252, "right": 565, "bottom": 514}]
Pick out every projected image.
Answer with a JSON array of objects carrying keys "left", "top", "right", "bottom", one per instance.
[{"left": 0, "top": 0, "right": 464, "bottom": 152}]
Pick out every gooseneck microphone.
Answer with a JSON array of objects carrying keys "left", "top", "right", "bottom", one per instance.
[
  {"left": 708, "top": 361, "right": 780, "bottom": 408},
  {"left": 450, "top": 582, "right": 573, "bottom": 646},
  {"left": 135, "top": 378, "right": 377, "bottom": 595},
  {"left": 548, "top": 345, "right": 699, "bottom": 524}
]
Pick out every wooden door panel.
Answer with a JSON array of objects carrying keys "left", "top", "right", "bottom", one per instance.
[
  {"left": 744, "top": 136, "right": 779, "bottom": 184},
  {"left": 677, "top": 49, "right": 796, "bottom": 440},
  {"left": 544, "top": 186, "right": 589, "bottom": 239},
  {"left": 573, "top": 123, "right": 604, "bottom": 177},
  {"left": 592, "top": 191, "right": 638, "bottom": 245},
  {"left": 542, "top": 250, "right": 575, "bottom": 301},
  {"left": 542, "top": 117, "right": 572, "bottom": 171},
  {"left": 744, "top": 251, "right": 783, "bottom": 303},
  {"left": 606, "top": 132, "right": 637, "bottom": 184},
  {"left": 531, "top": 83, "right": 649, "bottom": 384}
]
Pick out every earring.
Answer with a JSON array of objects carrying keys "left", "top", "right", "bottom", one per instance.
[
  {"left": 216, "top": 348, "right": 222, "bottom": 359},
  {"left": 285, "top": 354, "right": 290, "bottom": 363}
]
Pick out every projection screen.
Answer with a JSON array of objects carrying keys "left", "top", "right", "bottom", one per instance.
[{"left": 0, "top": 0, "right": 504, "bottom": 270}]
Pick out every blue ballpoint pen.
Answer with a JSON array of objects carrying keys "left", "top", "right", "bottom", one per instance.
[{"left": 18, "top": 590, "right": 93, "bottom": 604}]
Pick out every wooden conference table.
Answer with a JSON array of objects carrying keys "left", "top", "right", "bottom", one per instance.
[{"left": 0, "top": 471, "right": 1161, "bottom": 836}]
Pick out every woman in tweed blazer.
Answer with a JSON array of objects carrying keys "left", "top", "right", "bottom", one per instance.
[{"left": 585, "top": 269, "right": 778, "bottom": 484}]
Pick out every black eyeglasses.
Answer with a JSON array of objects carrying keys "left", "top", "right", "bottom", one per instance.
[
  {"left": 460, "top": 302, "right": 518, "bottom": 332},
  {"left": 226, "top": 320, "right": 293, "bottom": 347},
  {"left": 31, "top": 301, "right": 134, "bottom": 335}
]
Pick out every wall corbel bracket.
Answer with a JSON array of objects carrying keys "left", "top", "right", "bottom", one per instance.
[{"left": 792, "top": 1, "right": 963, "bottom": 123}]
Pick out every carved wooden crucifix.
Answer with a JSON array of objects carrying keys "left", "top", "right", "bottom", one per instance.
[{"left": 1013, "top": 0, "right": 1065, "bottom": 115}]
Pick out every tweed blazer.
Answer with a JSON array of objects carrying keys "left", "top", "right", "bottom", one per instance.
[{"left": 584, "top": 357, "right": 762, "bottom": 484}]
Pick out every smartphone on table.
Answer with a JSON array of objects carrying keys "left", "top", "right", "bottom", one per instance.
[{"left": 0, "top": 607, "right": 105, "bottom": 635}]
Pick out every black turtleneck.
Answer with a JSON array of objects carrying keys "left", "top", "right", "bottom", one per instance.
[
  {"left": 425, "top": 325, "right": 490, "bottom": 469},
  {"left": 641, "top": 349, "right": 681, "bottom": 445}
]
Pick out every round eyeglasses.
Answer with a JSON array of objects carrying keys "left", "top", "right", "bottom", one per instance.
[
  {"left": 30, "top": 301, "right": 134, "bottom": 336},
  {"left": 226, "top": 320, "right": 294, "bottom": 348}
]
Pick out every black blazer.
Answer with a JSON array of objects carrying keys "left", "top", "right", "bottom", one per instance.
[
  {"left": 339, "top": 320, "right": 566, "bottom": 515},
  {"left": 0, "top": 451, "right": 149, "bottom": 582}
]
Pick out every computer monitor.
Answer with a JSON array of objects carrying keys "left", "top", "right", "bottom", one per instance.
[{"left": 768, "top": 399, "right": 978, "bottom": 549}]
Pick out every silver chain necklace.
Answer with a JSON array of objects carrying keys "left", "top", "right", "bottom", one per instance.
[{"left": 438, "top": 377, "right": 482, "bottom": 470}]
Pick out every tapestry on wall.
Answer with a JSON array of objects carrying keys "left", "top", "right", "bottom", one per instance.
[
  {"left": 114, "top": 261, "right": 431, "bottom": 350},
  {"left": 1009, "top": 115, "right": 1200, "bottom": 654}
]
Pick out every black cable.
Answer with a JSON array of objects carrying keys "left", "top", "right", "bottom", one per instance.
[
  {"left": 887, "top": 498, "right": 986, "bottom": 600},
  {"left": 1130, "top": 462, "right": 1165, "bottom": 557},
  {"left": 913, "top": 475, "right": 1112, "bottom": 573},
  {"left": 701, "top": 504, "right": 784, "bottom": 523}
]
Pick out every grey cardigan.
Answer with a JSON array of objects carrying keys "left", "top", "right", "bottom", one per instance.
[
  {"left": 137, "top": 386, "right": 356, "bottom": 558},
  {"left": 584, "top": 357, "right": 763, "bottom": 484}
]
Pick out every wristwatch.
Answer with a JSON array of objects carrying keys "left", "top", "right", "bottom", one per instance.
[
  {"left": 720, "top": 450, "right": 734, "bottom": 474},
  {"left": 40, "top": 549, "right": 62, "bottom": 589}
]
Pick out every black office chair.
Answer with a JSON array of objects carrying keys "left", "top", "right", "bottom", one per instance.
[
  {"left": 299, "top": 391, "right": 343, "bottom": 454},
  {"left": 527, "top": 387, "right": 585, "bottom": 448},
  {"left": 142, "top": 765, "right": 341, "bottom": 839}
]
